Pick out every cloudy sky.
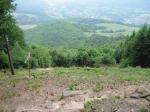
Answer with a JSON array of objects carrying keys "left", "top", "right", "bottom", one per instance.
[
  {"left": 16, "top": 0, "right": 150, "bottom": 12},
  {"left": 16, "top": 0, "right": 150, "bottom": 7}
]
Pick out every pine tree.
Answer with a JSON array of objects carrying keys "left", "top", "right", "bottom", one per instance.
[{"left": 122, "top": 25, "right": 150, "bottom": 67}]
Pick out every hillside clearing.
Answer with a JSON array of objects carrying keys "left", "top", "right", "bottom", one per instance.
[{"left": 0, "top": 67, "right": 150, "bottom": 111}]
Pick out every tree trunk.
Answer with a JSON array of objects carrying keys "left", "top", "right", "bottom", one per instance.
[{"left": 5, "top": 36, "right": 15, "bottom": 75}]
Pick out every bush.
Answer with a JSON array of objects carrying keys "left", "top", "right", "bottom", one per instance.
[
  {"left": 0, "top": 51, "right": 9, "bottom": 68},
  {"left": 51, "top": 50, "right": 72, "bottom": 67},
  {"left": 31, "top": 45, "right": 51, "bottom": 68},
  {"left": 120, "top": 59, "right": 131, "bottom": 68},
  {"left": 100, "top": 55, "right": 116, "bottom": 65}
]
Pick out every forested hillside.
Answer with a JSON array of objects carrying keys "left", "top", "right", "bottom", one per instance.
[{"left": 25, "top": 19, "right": 139, "bottom": 48}]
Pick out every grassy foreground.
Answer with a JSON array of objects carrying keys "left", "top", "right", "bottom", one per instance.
[
  {"left": 0, "top": 67, "right": 150, "bottom": 87},
  {"left": 0, "top": 67, "right": 150, "bottom": 111},
  {"left": 0, "top": 67, "right": 150, "bottom": 80}
]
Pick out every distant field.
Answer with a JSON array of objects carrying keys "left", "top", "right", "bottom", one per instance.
[{"left": 96, "top": 23, "right": 139, "bottom": 37}]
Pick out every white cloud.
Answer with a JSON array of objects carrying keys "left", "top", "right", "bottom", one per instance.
[{"left": 45, "top": 0, "right": 74, "bottom": 5}]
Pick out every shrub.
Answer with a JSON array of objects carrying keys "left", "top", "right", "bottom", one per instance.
[{"left": 100, "top": 55, "right": 116, "bottom": 65}]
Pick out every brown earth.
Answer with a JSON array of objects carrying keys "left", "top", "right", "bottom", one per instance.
[{"left": 0, "top": 75, "right": 149, "bottom": 112}]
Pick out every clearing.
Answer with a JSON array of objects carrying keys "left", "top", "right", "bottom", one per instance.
[{"left": 0, "top": 67, "right": 150, "bottom": 112}]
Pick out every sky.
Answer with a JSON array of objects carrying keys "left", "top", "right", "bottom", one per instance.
[
  {"left": 16, "top": 0, "right": 150, "bottom": 8},
  {"left": 15, "top": 0, "right": 150, "bottom": 25}
]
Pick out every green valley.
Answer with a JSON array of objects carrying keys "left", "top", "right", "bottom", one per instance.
[{"left": 25, "top": 19, "right": 140, "bottom": 48}]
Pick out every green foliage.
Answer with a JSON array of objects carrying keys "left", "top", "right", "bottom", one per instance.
[
  {"left": 120, "top": 59, "right": 131, "bottom": 68},
  {"left": 120, "top": 25, "right": 150, "bottom": 67},
  {"left": 25, "top": 21, "right": 87, "bottom": 48},
  {"left": 100, "top": 54, "right": 116, "bottom": 65},
  {"left": 26, "top": 80, "right": 41, "bottom": 91},
  {"left": 76, "top": 49, "right": 93, "bottom": 67},
  {"left": 25, "top": 19, "right": 137, "bottom": 48},
  {"left": 114, "top": 44, "right": 123, "bottom": 63},
  {"left": 0, "top": 0, "right": 25, "bottom": 49},
  {"left": 31, "top": 45, "right": 51, "bottom": 68},
  {"left": 12, "top": 43, "right": 27, "bottom": 68},
  {"left": 82, "top": 100, "right": 94, "bottom": 112},
  {"left": 69, "top": 83, "right": 78, "bottom": 90},
  {"left": 50, "top": 46, "right": 116, "bottom": 67},
  {"left": 0, "top": 0, "right": 25, "bottom": 69},
  {"left": 0, "top": 51, "right": 9, "bottom": 68},
  {"left": 50, "top": 50, "right": 73, "bottom": 67}
]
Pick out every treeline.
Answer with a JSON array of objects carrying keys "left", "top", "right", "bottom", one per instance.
[
  {"left": 50, "top": 46, "right": 115, "bottom": 67},
  {"left": 115, "top": 25, "right": 150, "bottom": 67},
  {"left": 1, "top": 25, "right": 150, "bottom": 69},
  {"left": 0, "top": 45, "right": 116, "bottom": 69}
]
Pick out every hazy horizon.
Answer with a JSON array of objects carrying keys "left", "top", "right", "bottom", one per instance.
[{"left": 15, "top": 0, "right": 150, "bottom": 25}]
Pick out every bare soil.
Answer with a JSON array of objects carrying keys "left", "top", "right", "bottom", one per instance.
[{"left": 0, "top": 75, "right": 149, "bottom": 112}]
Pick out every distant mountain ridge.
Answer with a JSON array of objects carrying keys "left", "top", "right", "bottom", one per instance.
[{"left": 15, "top": 0, "right": 150, "bottom": 25}]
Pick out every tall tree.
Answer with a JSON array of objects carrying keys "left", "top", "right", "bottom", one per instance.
[
  {"left": 122, "top": 25, "right": 150, "bottom": 67},
  {"left": 0, "top": 0, "right": 25, "bottom": 74}
]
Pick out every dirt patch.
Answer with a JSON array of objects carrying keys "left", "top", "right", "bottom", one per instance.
[
  {"left": 0, "top": 75, "right": 149, "bottom": 112},
  {"left": 83, "top": 99, "right": 150, "bottom": 112}
]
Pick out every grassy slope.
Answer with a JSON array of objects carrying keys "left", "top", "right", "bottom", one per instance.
[{"left": 0, "top": 67, "right": 150, "bottom": 86}]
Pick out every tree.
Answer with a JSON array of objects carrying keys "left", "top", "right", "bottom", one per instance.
[
  {"left": 12, "top": 42, "right": 27, "bottom": 68},
  {"left": 31, "top": 45, "right": 51, "bottom": 68},
  {"left": 51, "top": 50, "right": 72, "bottom": 67},
  {"left": 122, "top": 25, "right": 150, "bottom": 67},
  {"left": 0, "top": 0, "right": 25, "bottom": 49},
  {"left": 0, "top": 0, "right": 25, "bottom": 73}
]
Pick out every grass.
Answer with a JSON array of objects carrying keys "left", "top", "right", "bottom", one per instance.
[
  {"left": 50, "top": 67, "right": 150, "bottom": 82},
  {"left": 68, "top": 83, "right": 78, "bottom": 90},
  {"left": 0, "top": 90, "right": 20, "bottom": 101},
  {"left": 0, "top": 67, "right": 150, "bottom": 89},
  {"left": 26, "top": 79, "right": 41, "bottom": 91},
  {"left": 0, "top": 67, "right": 150, "bottom": 80}
]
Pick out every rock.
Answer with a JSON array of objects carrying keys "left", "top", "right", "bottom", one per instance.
[
  {"left": 145, "top": 96, "right": 150, "bottom": 101},
  {"left": 44, "top": 101, "right": 60, "bottom": 111},
  {"left": 61, "top": 101, "right": 84, "bottom": 112},
  {"left": 130, "top": 93, "right": 142, "bottom": 99},
  {"left": 83, "top": 89, "right": 94, "bottom": 95},
  {"left": 100, "top": 94, "right": 109, "bottom": 100},
  {"left": 63, "top": 90, "right": 84, "bottom": 97},
  {"left": 135, "top": 87, "right": 150, "bottom": 94}
]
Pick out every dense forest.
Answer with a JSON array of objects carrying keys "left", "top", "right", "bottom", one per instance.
[{"left": 1, "top": 25, "right": 150, "bottom": 69}]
